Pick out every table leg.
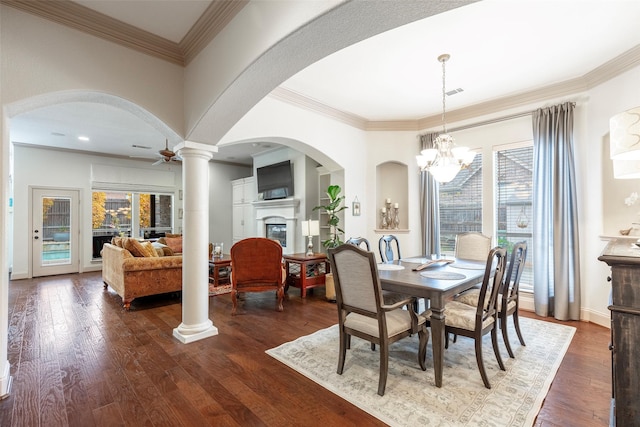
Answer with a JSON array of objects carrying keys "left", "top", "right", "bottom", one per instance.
[
  {"left": 300, "top": 263, "right": 308, "bottom": 298},
  {"left": 430, "top": 306, "right": 446, "bottom": 387},
  {"left": 284, "top": 260, "right": 290, "bottom": 294}
]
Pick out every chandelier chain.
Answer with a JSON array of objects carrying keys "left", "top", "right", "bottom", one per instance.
[{"left": 441, "top": 56, "right": 447, "bottom": 134}]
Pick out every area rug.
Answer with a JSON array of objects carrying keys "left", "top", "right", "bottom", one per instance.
[
  {"left": 209, "top": 283, "right": 232, "bottom": 296},
  {"left": 266, "top": 317, "right": 575, "bottom": 427}
]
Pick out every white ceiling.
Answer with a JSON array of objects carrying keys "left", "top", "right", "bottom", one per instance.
[{"left": 9, "top": 0, "right": 640, "bottom": 165}]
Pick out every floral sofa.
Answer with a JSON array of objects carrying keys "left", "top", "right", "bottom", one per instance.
[{"left": 101, "top": 237, "right": 182, "bottom": 310}]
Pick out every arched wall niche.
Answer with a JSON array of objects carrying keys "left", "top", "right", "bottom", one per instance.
[{"left": 375, "top": 161, "right": 409, "bottom": 232}]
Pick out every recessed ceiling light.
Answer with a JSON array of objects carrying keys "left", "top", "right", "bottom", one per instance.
[{"left": 78, "top": 136, "right": 90, "bottom": 142}]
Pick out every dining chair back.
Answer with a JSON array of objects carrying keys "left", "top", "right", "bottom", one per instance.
[
  {"left": 423, "top": 246, "right": 507, "bottom": 388},
  {"left": 454, "top": 232, "right": 492, "bottom": 261},
  {"left": 500, "top": 241, "right": 528, "bottom": 357},
  {"left": 230, "top": 237, "right": 284, "bottom": 315},
  {"left": 378, "top": 235, "right": 402, "bottom": 263},
  {"left": 346, "top": 237, "right": 370, "bottom": 251},
  {"left": 328, "top": 244, "right": 428, "bottom": 396}
]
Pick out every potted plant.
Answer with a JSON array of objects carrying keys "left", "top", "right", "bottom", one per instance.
[
  {"left": 313, "top": 184, "right": 347, "bottom": 302},
  {"left": 313, "top": 184, "right": 348, "bottom": 249}
]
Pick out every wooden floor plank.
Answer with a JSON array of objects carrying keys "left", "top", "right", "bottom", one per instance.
[{"left": 0, "top": 271, "right": 610, "bottom": 427}]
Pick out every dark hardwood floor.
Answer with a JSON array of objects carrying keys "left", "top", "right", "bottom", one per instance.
[{"left": 1, "top": 272, "right": 610, "bottom": 426}]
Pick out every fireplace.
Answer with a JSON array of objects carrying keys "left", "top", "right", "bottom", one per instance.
[
  {"left": 265, "top": 223, "right": 287, "bottom": 247},
  {"left": 253, "top": 198, "right": 300, "bottom": 254}
]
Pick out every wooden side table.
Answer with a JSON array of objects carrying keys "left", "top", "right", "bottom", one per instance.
[
  {"left": 209, "top": 254, "right": 231, "bottom": 287},
  {"left": 283, "top": 253, "right": 329, "bottom": 298}
]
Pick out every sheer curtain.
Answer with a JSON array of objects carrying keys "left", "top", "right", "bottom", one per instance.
[
  {"left": 419, "top": 133, "right": 441, "bottom": 256},
  {"left": 532, "top": 102, "right": 581, "bottom": 320}
]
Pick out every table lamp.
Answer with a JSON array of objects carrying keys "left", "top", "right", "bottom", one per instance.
[{"left": 301, "top": 219, "right": 320, "bottom": 256}]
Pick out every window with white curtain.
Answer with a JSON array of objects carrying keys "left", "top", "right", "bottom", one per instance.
[
  {"left": 494, "top": 142, "right": 534, "bottom": 292},
  {"left": 438, "top": 154, "right": 483, "bottom": 254}
]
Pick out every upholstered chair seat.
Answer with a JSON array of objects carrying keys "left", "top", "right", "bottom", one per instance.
[
  {"left": 455, "top": 241, "right": 528, "bottom": 358},
  {"left": 329, "top": 243, "right": 429, "bottom": 396},
  {"left": 420, "top": 246, "right": 508, "bottom": 389}
]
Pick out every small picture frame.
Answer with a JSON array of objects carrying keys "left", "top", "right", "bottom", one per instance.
[{"left": 352, "top": 201, "right": 361, "bottom": 216}]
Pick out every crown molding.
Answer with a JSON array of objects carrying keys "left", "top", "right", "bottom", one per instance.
[
  {"left": 583, "top": 44, "right": 640, "bottom": 88},
  {"left": 180, "top": 1, "right": 248, "bottom": 65},
  {"left": 270, "top": 87, "right": 368, "bottom": 129},
  {"left": 1, "top": 0, "right": 247, "bottom": 67},
  {"left": 2, "top": 0, "right": 184, "bottom": 65},
  {"left": 4, "top": 0, "right": 639, "bottom": 130},
  {"left": 276, "top": 46, "right": 640, "bottom": 132}
]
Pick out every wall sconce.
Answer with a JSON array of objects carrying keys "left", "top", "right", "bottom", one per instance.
[
  {"left": 610, "top": 107, "right": 640, "bottom": 160},
  {"left": 301, "top": 219, "right": 320, "bottom": 256},
  {"left": 613, "top": 159, "right": 640, "bottom": 179}
]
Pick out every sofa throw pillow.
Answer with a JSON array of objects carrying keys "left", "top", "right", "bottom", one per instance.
[
  {"left": 123, "top": 238, "right": 149, "bottom": 257},
  {"left": 142, "top": 241, "right": 158, "bottom": 257},
  {"left": 151, "top": 242, "right": 174, "bottom": 257},
  {"left": 164, "top": 236, "right": 182, "bottom": 254},
  {"left": 111, "top": 236, "right": 124, "bottom": 247}
]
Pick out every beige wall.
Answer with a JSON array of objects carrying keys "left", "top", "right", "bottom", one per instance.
[{"left": 1, "top": 6, "right": 184, "bottom": 135}]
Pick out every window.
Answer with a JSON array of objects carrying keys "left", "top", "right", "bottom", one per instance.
[
  {"left": 438, "top": 154, "right": 483, "bottom": 254},
  {"left": 91, "top": 191, "right": 173, "bottom": 258},
  {"left": 494, "top": 143, "right": 533, "bottom": 292}
]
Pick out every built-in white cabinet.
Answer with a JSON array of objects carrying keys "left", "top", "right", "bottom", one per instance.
[{"left": 232, "top": 177, "right": 256, "bottom": 244}]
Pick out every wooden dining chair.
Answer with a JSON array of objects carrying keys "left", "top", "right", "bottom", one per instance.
[
  {"left": 346, "top": 237, "right": 370, "bottom": 250},
  {"left": 455, "top": 241, "right": 528, "bottom": 358},
  {"left": 378, "top": 235, "right": 402, "bottom": 263},
  {"left": 230, "top": 237, "right": 285, "bottom": 315},
  {"left": 422, "top": 246, "right": 508, "bottom": 389},
  {"left": 454, "top": 232, "right": 492, "bottom": 261},
  {"left": 328, "top": 244, "right": 428, "bottom": 396}
]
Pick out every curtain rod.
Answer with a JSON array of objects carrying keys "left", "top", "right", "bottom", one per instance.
[{"left": 440, "top": 101, "right": 577, "bottom": 134}]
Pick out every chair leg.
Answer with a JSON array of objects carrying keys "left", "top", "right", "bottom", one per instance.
[
  {"left": 378, "top": 342, "right": 389, "bottom": 396},
  {"left": 231, "top": 290, "right": 238, "bottom": 315},
  {"left": 475, "top": 336, "right": 491, "bottom": 389},
  {"left": 445, "top": 332, "right": 449, "bottom": 349},
  {"left": 276, "top": 287, "right": 284, "bottom": 312},
  {"left": 491, "top": 326, "right": 505, "bottom": 371},
  {"left": 500, "top": 317, "right": 515, "bottom": 358},
  {"left": 337, "top": 331, "right": 348, "bottom": 375},
  {"left": 418, "top": 326, "right": 428, "bottom": 371},
  {"left": 513, "top": 311, "right": 526, "bottom": 346},
  {"left": 371, "top": 343, "right": 376, "bottom": 351}
]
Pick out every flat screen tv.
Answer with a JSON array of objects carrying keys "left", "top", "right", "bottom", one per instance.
[{"left": 256, "top": 160, "right": 293, "bottom": 200}]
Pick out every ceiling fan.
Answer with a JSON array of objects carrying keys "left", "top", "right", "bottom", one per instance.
[{"left": 153, "top": 139, "right": 182, "bottom": 165}]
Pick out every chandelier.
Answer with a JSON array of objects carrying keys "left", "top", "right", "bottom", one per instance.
[{"left": 416, "top": 54, "right": 476, "bottom": 183}]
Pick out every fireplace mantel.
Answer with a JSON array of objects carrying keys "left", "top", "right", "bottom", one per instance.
[{"left": 253, "top": 198, "right": 300, "bottom": 254}]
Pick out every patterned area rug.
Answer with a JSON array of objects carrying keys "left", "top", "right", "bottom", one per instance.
[
  {"left": 266, "top": 317, "right": 575, "bottom": 427},
  {"left": 209, "top": 284, "right": 232, "bottom": 296}
]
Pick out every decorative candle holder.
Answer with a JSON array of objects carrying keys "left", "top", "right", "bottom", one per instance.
[{"left": 393, "top": 207, "right": 400, "bottom": 229}]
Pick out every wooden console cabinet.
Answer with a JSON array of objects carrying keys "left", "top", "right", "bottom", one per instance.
[{"left": 598, "top": 239, "right": 640, "bottom": 426}]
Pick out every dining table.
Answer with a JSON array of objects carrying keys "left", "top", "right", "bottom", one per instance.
[{"left": 376, "top": 256, "right": 487, "bottom": 388}]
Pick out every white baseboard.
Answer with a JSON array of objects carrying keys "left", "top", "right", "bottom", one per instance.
[
  {"left": 0, "top": 361, "right": 12, "bottom": 399},
  {"left": 519, "top": 292, "right": 610, "bottom": 328}
]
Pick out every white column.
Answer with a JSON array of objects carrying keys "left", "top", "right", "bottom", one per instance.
[{"left": 173, "top": 141, "right": 218, "bottom": 344}]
